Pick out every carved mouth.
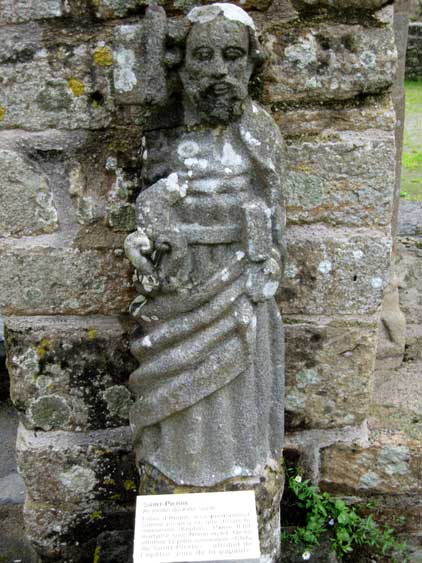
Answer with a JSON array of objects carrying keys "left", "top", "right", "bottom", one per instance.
[{"left": 212, "top": 82, "right": 232, "bottom": 95}]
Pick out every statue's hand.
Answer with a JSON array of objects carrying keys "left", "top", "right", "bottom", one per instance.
[
  {"left": 124, "top": 230, "right": 154, "bottom": 276},
  {"left": 246, "top": 256, "right": 281, "bottom": 303}
]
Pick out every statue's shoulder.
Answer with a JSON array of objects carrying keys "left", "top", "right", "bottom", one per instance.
[
  {"left": 241, "top": 100, "right": 283, "bottom": 141},
  {"left": 238, "top": 99, "right": 286, "bottom": 172}
]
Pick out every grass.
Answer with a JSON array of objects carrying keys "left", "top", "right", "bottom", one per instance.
[{"left": 400, "top": 80, "right": 422, "bottom": 201}]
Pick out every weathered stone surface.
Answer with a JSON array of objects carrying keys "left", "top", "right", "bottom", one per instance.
[
  {"left": 92, "top": 0, "right": 272, "bottom": 19},
  {"left": 0, "top": 504, "right": 35, "bottom": 563},
  {"left": 0, "top": 245, "right": 133, "bottom": 315},
  {"left": 320, "top": 431, "right": 422, "bottom": 495},
  {"left": 68, "top": 154, "right": 140, "bottom": 236},
  {"left": 262, "top": 21, "right": 396, "bottom": 103},
  {"left": 397, "top": 201, "right": 422, "bottom": 237},
  {"left": 291, "top": 0, "right": 389, "bottom": 12},
  {"left": 112, "top": 21, "right": 162, "bottom": 108},
  {"left": 406, "top": 23, "right": 422, "bottom": 80},
  {"left": 17, "top": 424, "right": 138, "bottom": 505},
  {"left": 280, "top": 227, "right": 391, "bottom": 315},
  {"left": 373, "top": 362, "right": 422, "bottom": 428},
  {"left": 0, "top": 0, "right": 63, "bottom": 23},
  {"left": 1, "top": 129, "right": 141, "bottom": 241},
  {"left": 0, "top": 403, "right": 26, "bottom": 506},
  {"left": 24, "top": 498, "right": 134, "bottom": 562},
  {"left": 0, "top": 149, "right": 58, "bottom": 237},
  {"left": 0, "top": 27, "right": 114, "bottom": 131},
  {"left": 285, "top": 423, "right": 369, "bottom": 483},
  {"left": 274, "top": 94, "right": 396, "bottom": 139},
  {"left": 284, "top": 129, "right": 395, "bottom": 227},
  {"left": 6, "top": 316, "right": 136, "bottom": 431},
  {"left": 285, "top": 316, "right": 377, "bottom": 430},
  {"left": 397, "top": 237, "right": 422, "bottom": 324},
  {"left": 95, "top": 530, "right": 134, "bottom": 563},
  {"left": 375, "top": 267, "right": 406, "bottom": 370},
  {"left": 405, "top": 324, "right": 422, "bottom": 362}
]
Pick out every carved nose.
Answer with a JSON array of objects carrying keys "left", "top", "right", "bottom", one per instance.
[
  {"left": 210, "top": 57, "right": 228, "bottom": 78},
  {"left": 212, "top": 68, "right": 228, "bottom": 79}
]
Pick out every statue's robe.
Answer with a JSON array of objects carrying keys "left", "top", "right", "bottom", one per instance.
[{"left": 129, "top": 100, "right": 286, "bottom": 486}]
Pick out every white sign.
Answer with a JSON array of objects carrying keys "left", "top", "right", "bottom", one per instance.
[{"left": 133, "top": 490, "right": 261, "bottom": 563}]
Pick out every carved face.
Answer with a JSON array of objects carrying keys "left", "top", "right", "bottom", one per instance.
[{"left": 179, "top": 16, "right": 253, "bottom": 125}]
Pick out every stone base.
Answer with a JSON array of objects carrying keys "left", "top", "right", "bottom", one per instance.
[{"left": 139, "top": 460, "right": 284, "bottom": 563}]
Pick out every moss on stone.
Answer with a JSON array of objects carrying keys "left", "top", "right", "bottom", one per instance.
[
  {"left": 87, "top": 327, "right": 97, "bottom": 340},
  {"left": 123, "top": 479, "right": 136, "bottom": 492},
  {"left": 90, "top": 511, "right": 103, "bottom": 521},
  {"left": 67, "top": 78, "right": 86, "bottom": 97},
  {"left": 0, "top": 106, "right": 5, "bottom": 121},
  {"left": 36, "top": 338, "right": 50, "bottom": 360},
  {"left": 107, "top": 203, "right": 136, "bottom": 231},
  {"left": 93, "top": 47, "right": 113, "bottom": 67}
]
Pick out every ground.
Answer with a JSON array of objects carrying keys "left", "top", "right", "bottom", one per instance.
[{"left": 401, "top": 80, "right": 422, "bottom": 201}]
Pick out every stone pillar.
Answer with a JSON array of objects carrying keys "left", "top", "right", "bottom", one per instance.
[{"left": 0, "top": 0, "right": 400, "bottom": 560}]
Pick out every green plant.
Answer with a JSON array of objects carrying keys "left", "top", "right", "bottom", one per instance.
[{"left": 283, "top": 472, "right": 409, "bottom": 562}]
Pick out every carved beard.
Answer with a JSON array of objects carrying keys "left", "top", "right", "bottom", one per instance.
[{"left": 183, "top": 78, "right": 248, "bottom": 125}]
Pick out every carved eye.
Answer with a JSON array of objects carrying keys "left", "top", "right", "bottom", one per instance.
[
  {"left": 193, "top": 47, "right": 213, "bottom": 61},
  {"left": 223, "top": 47, "right": 245, "bottom": 61}
]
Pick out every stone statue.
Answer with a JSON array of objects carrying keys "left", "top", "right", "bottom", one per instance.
[{"left": 124, "top": 4, "right": 287, "bottom": 559}]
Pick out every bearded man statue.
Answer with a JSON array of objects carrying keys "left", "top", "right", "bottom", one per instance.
[{"left": 124, "top": 4, "right": 287, "bottom": 560}]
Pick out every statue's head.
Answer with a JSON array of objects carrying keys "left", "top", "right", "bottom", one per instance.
[{"left": 179, "top": 3, "right": 264, "bottom": 125}]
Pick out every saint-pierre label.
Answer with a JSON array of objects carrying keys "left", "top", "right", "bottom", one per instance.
[{"left": 134, "top": 490, "right": 260, "bottom": 563}]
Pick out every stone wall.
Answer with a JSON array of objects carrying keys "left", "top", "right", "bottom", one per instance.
[
  {"left": 407, "top": 0, "right": 421, "bottom": 79},
  {"left": 0, "top": 0, "right": 400, "bottom": 561},
  {"left": 318, "top": 200, "right": 422, "bottom": 560},
  {"left": 406, "top": 22, "right": 422, "bottom": 79}
]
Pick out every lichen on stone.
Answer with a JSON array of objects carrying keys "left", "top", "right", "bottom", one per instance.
[
  {"left": 87, "top": 328, "right": 97, "bottom": 340},
  {"left": 36, "top": 338, "right": 50, "bottom": 360},
  {"left": 58, "top": 465, "right": 97, "bottom": 493},
  {"left": 36, "top": 81, "right": 72, "bottom": 111},
  {"left": 93, "top": 47, "right": 113, "bottom": 67},
  {"left": 29, "top": 394, "right": 71, "bottom": 430},
  {"left": 67, "top": 78, "right": 86, "bottom": 96},
  {"left": 378, "top": 445, "right": 410, "bottom": 476},
  {"left": 103, "top": 385, "right": 132, "bottom": 419},
  {"left": 0, "top": 106, "right": 6, "bottom": 120}
]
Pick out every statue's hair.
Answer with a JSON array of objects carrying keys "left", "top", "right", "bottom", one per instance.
[{"left": 246, "top": 25, "right": 266, "bottom": 74}]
